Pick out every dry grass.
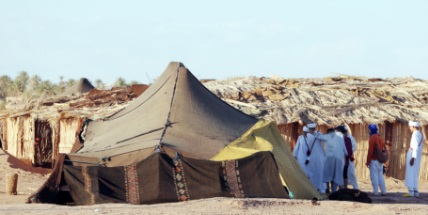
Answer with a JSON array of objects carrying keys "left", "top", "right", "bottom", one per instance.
[{"left": 204, "top": 76, "right": 428, "bottom": 126}]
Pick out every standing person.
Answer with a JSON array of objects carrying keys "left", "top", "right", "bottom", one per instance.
[
  {"left": 293, "top": 126, "right": 310, "bottom": 177},
  {"left": 317, "top": 128, "right": 346, "bottom": 193},
  {"left": 341, "top": 127, "right": 352, "bottom": 189},
  {"left": 404, "top": 121, "right": 424, "bottom": 197},
  {"left": 365, "top": 124, "right": 387, "bottom": 196},
  {"left": 306, "top": 123, "right": 326, "bottom": 193},
  {"left": 336, "top": 125, "right": 359, "bottom": 189},
  {"left": 345, "top": 126, "right": 359, "bottom": 190}
]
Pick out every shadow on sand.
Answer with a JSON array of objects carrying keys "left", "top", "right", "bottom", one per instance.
[
  {"left": 0, "top": 149, "right": 50, "bottom": 175},
  {"left": 370, "top": 192, "right": 428, "bottom": 204}
]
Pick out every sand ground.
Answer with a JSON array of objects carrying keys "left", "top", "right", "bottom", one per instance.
[{"left": 0, "top": 150, "right": 427, "bottom": 215}]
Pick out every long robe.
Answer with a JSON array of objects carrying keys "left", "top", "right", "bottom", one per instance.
[
  {"left": 293, "top": 134, "right": 310, "bottom": 176},
  {"left": 306, "top": 132, "right": 325, "bottom": 191},
  {"left": 336, "top": 132, "right": 359, "bottom": 189},
  {"left": 318, "top": 132, "right": 346, "bottom": 186},
  {"left": 347, "top": 134, "right": 358, "bottom": 189},
  {"left": 405, "top": 130, "right": 424, "bottom": 189}
]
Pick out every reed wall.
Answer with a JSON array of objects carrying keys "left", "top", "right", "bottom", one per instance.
[
  {"left": 2, "top": 116, "right": 35, "bottom": 165},
  {"left": 278, "top": 122, "right": 428, "bottom": 181}
]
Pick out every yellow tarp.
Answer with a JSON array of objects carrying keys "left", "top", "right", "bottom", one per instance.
[{"left": 211, "top": 120, "right": 321, "bottom": 200}]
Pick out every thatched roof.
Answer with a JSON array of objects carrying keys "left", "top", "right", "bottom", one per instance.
[
  {"left": 0, "top": 86, "right": 140, "bottom": 121},
  {"left": 1, "top": 75, "right": 427, "bottom": 127},
  {"left": 204, "top": 76, "right": 428, "bottom": 126}
]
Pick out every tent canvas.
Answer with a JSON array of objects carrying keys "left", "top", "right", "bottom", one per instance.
[
  {"left": 60, "top": 78, "right": 95, "bottom": 97},
  {"left": 29, "top": 62, "right": 319, "bottom": 205}
]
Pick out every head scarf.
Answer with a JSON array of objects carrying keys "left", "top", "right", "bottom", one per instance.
[
  {"left": 368, "top": 124, "right": 378, "bottom": 135},
  {"left": 303, "top": 126, "right": 309, "bottom": 132},
  {"left": 335, "top": 125, "right": 347, "bottom": 134},
  {"left": 409, "top": 121, "right": 420, "bottom": 127}
]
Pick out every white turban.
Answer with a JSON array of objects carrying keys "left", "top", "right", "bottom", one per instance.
[
  {"left": 303, "top": 126, "right": 309, "bottom": 132},
  {"left": 409, "top": 121, "right": 420, "bottom": 127},
  {"left": 307, "top": 123, "right": 317, "bottom": 129}
]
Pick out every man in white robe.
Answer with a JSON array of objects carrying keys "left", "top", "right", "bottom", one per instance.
[
  {"left": 293, "top": 126, "right": 310, "bottom": 177},
  {"left": 336, "top": 125, "right": 359, "bottom": 189},
  {"left": 317, "top": 128, "right": 346, "bottom": 193},
  {"left": 306, "top": 123, "right": 326, "bottom": 193},
  {"left": 404, "top": 121, "right": 424, "bottom": 197}
]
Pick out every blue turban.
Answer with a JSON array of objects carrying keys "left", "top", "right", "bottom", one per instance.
[{"left": 368, "top": 124, "right": 378, "bottom": 134}]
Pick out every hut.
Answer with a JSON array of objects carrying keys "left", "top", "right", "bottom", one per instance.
[
  {"left": 0, "top": 85, "right": 145, "bottom": 167},
  {"left": 204, "top": 76, "right": 428, "bottom": 181}
]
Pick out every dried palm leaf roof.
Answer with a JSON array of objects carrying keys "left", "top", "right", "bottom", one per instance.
[
  {"left": 0, "top": 86, "right": 139, "bottom": 121},
  {"left": 1, "top": 76, "right": 427, "bottom": 127},
  {"left": 204, "top": 76, "right": 428, "bottom": 126}
]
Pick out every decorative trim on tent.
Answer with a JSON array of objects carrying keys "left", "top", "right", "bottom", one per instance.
[
  {"left": 172, "top": 159, "right": 190, "bottom": 201},
  {"left": 222, "top": 160, "right": 245, "bottom": 198},
  {"left": 124, "top": 164, "right": 140, "bottom": 204},
  {"left": 82, "top": 166, "right": 95, "bottom": 204}
]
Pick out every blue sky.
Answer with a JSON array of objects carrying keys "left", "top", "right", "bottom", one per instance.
[{"left": 1, "top": 1, "right": 427, "bottom": 84}]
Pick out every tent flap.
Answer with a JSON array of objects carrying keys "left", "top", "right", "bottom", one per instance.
[{"left": 211, "top": 120, "right": 321, "bottom": 200}]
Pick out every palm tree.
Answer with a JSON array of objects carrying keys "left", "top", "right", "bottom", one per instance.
[
  {"left": 114, "top": 77, "right": 127, "bottom": 87},
  {"left": 66, "top": 79, "right": 76, "bottom": 87},
  {"left": 27, "top": 75, "right": 42, "bottom": 92},
  {"left": 95, "top": 79, "right": 105, "bottom": 90},
  {"left": 59, "top": 76, "right": 65, "bottom": 92},
  {"left": 0, "top": 75, "right": 13, "bottom": 99},
  {"left": 36, "top": 80, "right": 56, "bottom": 96},
  {"left": 15, "top": 71, "right": 29, "bottom": 93}
]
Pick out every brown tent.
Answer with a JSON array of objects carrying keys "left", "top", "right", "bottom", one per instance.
[
  {"left": 60, "top": 78, "right": 95, "bottom": 97},
  {"left": 72, "top": 62, "right": 258, "bottom": 164},
  {"left": 29, "top": 62, "right": 318, "bottom": 205}
]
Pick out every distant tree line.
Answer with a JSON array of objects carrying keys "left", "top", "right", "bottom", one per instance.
[{"left": 0, "top": 71, "right": 140, "bottom": 109}]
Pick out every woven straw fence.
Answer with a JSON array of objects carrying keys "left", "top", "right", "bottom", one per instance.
[{"left": 279, "top": 123, "right": 428, "bottom": 181}]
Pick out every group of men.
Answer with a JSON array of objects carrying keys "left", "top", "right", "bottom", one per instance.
[
  {"left": 293, "top": 123, "right": 358, "bottom": 194},
  {"left": 294, "top": 120, "right": 425, "bottom": 198}
]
